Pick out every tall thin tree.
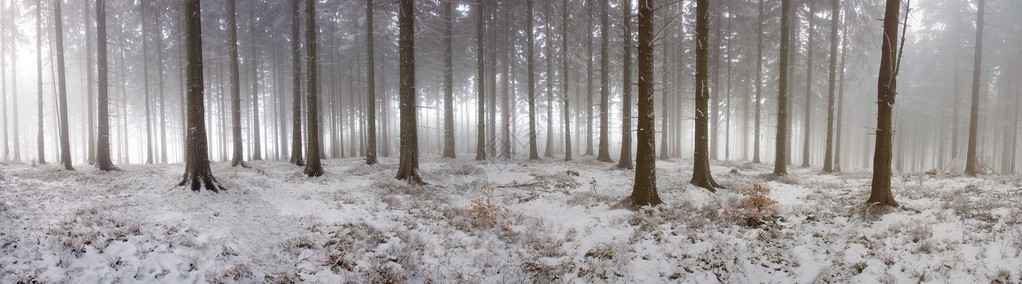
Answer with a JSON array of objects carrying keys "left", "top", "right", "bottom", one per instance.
[
  {"left": 304, "top": 0, "right": 323, "bottom": 177},
  {"left": 227, "top": 0, "right": 247, "bottom": 167},
  {"left": 691, "top": 0, "right": 721, "bottom": 190},
  {"left": 527, "top": 0, "right": 540, "bottom": 160},
  {"left": 617, "top": 0, "right": 633, "bottom": 169},
  {"left": 631, "top": 0, "right": 660, "bottom": 206},
  {"left": 822, "top": 0, "right": 840, "bottom": 172},
  {"left": 54, "top": 0, "right": 72, "bottom": 170},
  {"left": 476, "top": 0, "right": 486, "bottom": 161},
  {"left": 562, "top": 0, "right": 571, "bottom": 161},
  {"left": 964, "top": 0, "right": 984, "bottom": 176},
  {"left": 179, "top": 0, "right": 223, "bottom": 191},
  {"left": 365, "top": 0, "right": 378, "bottom": 165},
  {"left": 289, "top": 0, "right": 304, "bottom": 166},
  {"left": 396, "top": 0, "right": 424, "bottom": 183},
  {"left": 774, "top": 0, "right": 791, "bottom": 176},
  {"left": 442, "top": 0, "right": 455, "bottom": 159},
  {"left": 867, "top": 0, "right": 907, "bottom": 207},
  {"left": 94, "top": 0, "right": 117, "bottom": 171},
  {"left": 596, "top": 0, "right": 613, "bottom": 163}
]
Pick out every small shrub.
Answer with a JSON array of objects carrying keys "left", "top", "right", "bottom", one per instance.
[
  {"left": 724, "top": 183, "right": 780, "bottom": 227},
  {"left": 465, "top": 181, "right": 511, "bottom": 228}
]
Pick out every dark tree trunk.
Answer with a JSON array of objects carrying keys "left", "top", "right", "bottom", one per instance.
[
  {"left": 802, "top": 1, "right": 814, "bottom": 168},
  {"left": 774, "top": 0, "right": 791, "bottom": 176},
  {"left": 753, "top": 0, "right": 764, "bottom": 164},
  {"left": 866, "top": 0, "right": 903, "bottom": 207},
  {"left": 396, "top": 0, "right": 423, "bottom": 183},
  {"left": 365, "top": 0, "right": 378, "bottom": 165},
  {"left": 596, "top": 0, "right": 612, "bottom": 163},
  {"left": 964, "top": 0, "right": 984, "bottom": 176},
  {"left": 94, "top": 0, "right": 116, "bottom": 171},
  {"left": 476, "top": 0, "right": 487, "bottom": 161},
  {"left": 442, "top": 0, "right": 455, "bottom": 159},
  {"left": 289, "top": 0, "right": 305, "bottom": 166},
  {"left": 835, "top": 20, "right": 847, "bottom": 172},
  {"left": 54, "top": 0, "right": 73, "bottom": 170},
  {"left": 141, "top": 0, "right": 154, "bottom": 164},
  {"left": 585, "top": 1, "right": 594, "bottom": 157},
  {"left": 500, "top": 0, "right": 511, "bottom": 160},
  {"left": 227, "top": 0, "right": 247, "bottom": 167},
  {"left": 527, "top": 0, "right": 540, "bottom": 160},
  {"left": 691, "top": 0, "right": 720, "bottom": 191},
  {"left": 304, "top": 0, "right": 323, "bottom": 177},
  {"left": 179, "top": 0, "right": 223, "bottom": 191},
  {"left": 156, "top": 3, "right": 167, "bottom": 164},
  {"left": 250, "top": 9, "right": 262, "bottom": 161},
  {"left": 632, "top": 0, "right": 660, "bottom": 206},
  {"left": 543, "top": 0, "right": 553, "bottom": 158},
  {"left": 823, "top": 0, "right": 839, "bottom": 173},
  {"left": 562, "top": 0, "right": 571, "bottom": 161},
  {"left": 36, "top": 0, "right": 44, "bottom": 164},
  {"left": 617, "top": 0, "right": 633, "bottom": 169}
]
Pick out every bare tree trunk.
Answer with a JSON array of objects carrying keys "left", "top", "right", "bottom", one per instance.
[
  {"left": 250, "top": 8, "right": 262, "bottom": 161},
  {"left": 562, "top": 0, "right": 571, "bottom": 161},
  {"left": 304, "top": 0, "right": 323, "bottom": 177},
  {"left": 9, "top": 1, "right": 20, "bottom": 162},
  {"left": 476, "top": 0, "right": 487, "bottom": 161},
  {"left": 753, "top": 0, "right": 764, "bottom": 164},
  {"left": 632, "top": 0, "right": 660, "bottom": 206},
  {"left": 94, "top": 0, "right": 116, "bottom": 171},
  {"left": 84, "top": 0, "right": 95, "bottom": 164},
  {"left": 289, "top": 0, "right": 304, "bottom": 166},
  {"left": 835, "top": 19, "right": 847, "bottom": 172},
  {"left": 802, "top": 1, "right": 814, "bottom": 168},
  {"left": 36, "top": 0, "right": 45, "bottom": 164},
  {"left": 396, "top": 0, "right": 423, "bottom": 183},
  {"left": 585, "top": 1, "right": 594, "bottom": 157},
  {"left": 543, "top": 0, "right": 553, "bottom": 158},
  {"left": 179, "top": 0, "right": 223, "bottom": 191},
  {"left": 774, "top": 0, "right": 791, "bottom": 176},
  {"left": 441, "top": 0, "right": 455, "bottom": 159},
  {"left": 595, "top": 0, "right": 612, "bottom": 163},
  {"left": 691, "top": 0, "right": 720, "bottom": 191},
  {"left": 156, "top": 3, "right": 168, "bottom": 163},
  {"left": 866, "top": 0, "right": 904, "bottom": 207},
  {"left": 617, "top": 0, "right": 633, "bottom": 169},
  {"left": 227, "top": 0, "right": 247, "bottom": 167},
  {"left": 823, "top": 0, "right": 839, "bottom": 173},
  {"left": 365, "top": 0, "right": 378, "bottom": 165},
  {"left": 964, "top": 0, "right": 984, "bottom": 176},
  {"left": 500, "top": 0, "right": 511, "bottom": 160},
  {"left": 139, "top": 0, "right": 154, "bottom": 164},
  {"left": 526, "top": 0, "right": 540, "bottom": 160},
  {"left": 53, "top": 0, "right": 73, "bottom": 170}
]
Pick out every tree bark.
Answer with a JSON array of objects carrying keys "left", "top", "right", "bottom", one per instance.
[
  {"left": 365, "top": 0, "right": 378, "bottom": 165},
  {"left": 227, "top": 0, "right": 247, "bottom": 167},
  {"left": 442, "top": 0, "right": 455, "bottom": 159},
  {"left": 179, "top": 0, "right": 223, "bottom": 191},
  {"left": 304, "top": 0, "right": 323, "bottom": 177},
  {"left": 94, "top": 0, "right": 116, "bottom": 171},
  {"left": 476, "top": 0, "right": 487, "bottom": 161},
  {"left": 691, "top": 0, "right": 720, "bottom": 191},
  {"left": 753, "top": 0, "right": 764, "bottom": 164},
  {"left": 802, "top": 1, "right": 814, "bottom": 168},
  {"left": 54, "top": 0, "right": 73, "bottom": 170},
  {"left": 396, "top": 0, "right": 423, "bottom": 183},
  {"left": 964, "top": 0, "right": 984, "bottom": 176},
  {"left": 866, "top": 0, "right": 903, "bottom": 207},
  {"left": 562, "top": 0, "right": 571, "bottom": 161},
  {"left": 526, "top": 0, "right": 540, "bottom": 160},
  {"left": 250, "top": 8, "right": 262, "bottom": 161},
  {"left": 774, "top": 0, "right": 791, "bottom": 176},
  {"left": 617, "top": 0, "right": 633, "bottom": 169},
  {"left": 289, "top": 0, "right": 304, "bottom": 166},
  {"left": 36, "top": 0, "right": 44, "bottom": 164},
  {"left": 823, "top": 0, "right": 839, "bottom": 173},
  {"left": 632, "top": 0, "right": 660, "bottom": 206},
  {"left": 596, "top": 0, "right": 612, "bottom": 163}
]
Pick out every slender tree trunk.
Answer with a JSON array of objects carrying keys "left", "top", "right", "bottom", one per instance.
[
  {"left": 802, "top": 1, "right": 814, "bottom": 168},
  {"left": 396, "top": 0, "right": 423, "bottom": 183},
  {"left": 691, "top": 0, "right": 720, "bottom": 191},
  {"left": 139, "top": 0, "right": 154, "bottom": 164},
  {"left": 964, "top": 0, "right": 984, "bottom": 176},
  {"left": 774, "top": 0, "right": 791, "bottom": 176},
  {"left": 526, "top": 0, "right": 540, "bottom": 160},
  {"left": 155, "top": 4, "right": 168, "bottom": 163},
  {"left": 823, "top": 0, "right": 839, "bottom": 172},
  {"left": 476, "top": 0, "right": 487, "bottom": 161},
  {"left": 586, "top": 1, "right": 594, "bottom": 157},
  {"left": 251, "top": 9, "right": 262, "bottom": 161},
  {"left": 365, "top": 0, "right": 378, "bottom": 165},
  {"left": 94, "top": 0, "right": 116, "bottom": 171},
  {"left": 500, "top": 0, "right": 511, "bottom": 160},
  {"left": 53, "top": 0, "right": 73, "bottom": 170},
  {"left": 85, "top": 0, "right": 95, "bottom": 164},
  {"left": 304, "top": 0, "right": 323, "bottom": 177},
  {"left": 441, "top": 0, "right": 455, "bottom": 159},
  {"left": 724, "top": 8, "right": 732, "bottom": 161},
  {"left": 543, "top": 0, "right": 553, "bottom": 158},
  {"left": 632, "top": 0, "right": 660, "bottom": 206},
  {"left": 289, "top": 0, "right": 304, "bottom": 166},
  {"left": 179, "top": 0, "right": 223, "bottom": 191},
  {"left": 36, "top": 0, "right": 45, "bottom": 164},
  {"left": 753, "top": 0, "right": 764, "bottom": 164},
  {"left": 9, "top": 2, "right": 20, "bottom": 162},
  {"left": 595, "top": 0, "right": 612, "bottom": 163},
  {"left": 867, "top": 0, "right": 904, "bottom": 207},
  {"left": 835, "top": 20, "right": 847, "bottom": 172},
  {"left": 227, "top": 0, "right": 247, "bottom": 167},
  {"left": 617, "top": 0, "right": 633, "bottom": 169},
  {"left": 562, "top": 0, "right": 571, "bottom": 161}
]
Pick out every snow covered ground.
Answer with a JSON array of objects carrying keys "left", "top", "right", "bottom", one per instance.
[{"left": 1, "top": 156, "right": 1020, "bottom": 283}]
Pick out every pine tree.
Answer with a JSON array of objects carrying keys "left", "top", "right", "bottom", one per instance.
[
  {"left": 476, "top": 0, "right": 487, "bottom": 161},
  {"left": 691, "top": 0, "right": 721, "bottom": 190},
  {"left": 289, "top": 0, "right": 304, "bottom": 166},
  {"left": 823, "top": 0, "right": 840, "bottom": 173},
  {"left": 774, "top": 0, "right": 791, "bottom": 176},
  {"left": 53, "top": 0, "right": 73, "bottom": 170},
  {"left": 94, "top": 0, "right": 116, "bottom": 171},
  {"left": 227, "top": 0, "right": 247, "bottom": 167},
  {"left": 867, "top": 0, "right": 906, "bottom": 207},
  {"left": 179, "top": 0, "right": 224, "bottom": 191},
  {"left": 365, "top": 0, "right": 378, "bottom": 165},
  {"left": 395, "top": 0, "right": 423, "bottom": 183},
  {"left": 442, "top": 0, "right": 455, "bottom": 159},
  {"left": 617, "top": 0, "right": 633, "bottom": 170},
  {"left": 631, "top": 0, "right": 660, "bottom": 206},
  {"left": 596, "top": 0, "right": 613, "bottom": 163},
  {"left": 304, "top": 0, "right": 323, "bottom": 177},
  {"left": 964, "top": 0, "right": 984, "bottom": 176}
]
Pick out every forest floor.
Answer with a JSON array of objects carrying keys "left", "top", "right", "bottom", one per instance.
[{"left": 0, "top": 156, "right": 1020, "bottom": 283}]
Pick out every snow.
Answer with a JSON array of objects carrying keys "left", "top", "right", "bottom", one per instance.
[{"left": 0, "top": 157, "right": 1020, "bottom": 282}]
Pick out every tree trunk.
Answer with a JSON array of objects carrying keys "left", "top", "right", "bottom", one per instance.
[
  {"left": 500, "top": 0, "right": 511, "bottom": 160},
  {"left": 250, "top": 8, "right": 262, "bottom": 161},
  {"left": 179, "top": 0, "right": 223, "bottom": 191},
  {"left": 585, "top": 1, "right": 594, "bottom": 157},
  {"left": 227, "top": 0, "right": 247, "bottom": 167},
  {"left": 365, "top": 0, "right": 378, "bottom": 165},
  {"left": 84, "top": 0, "right": 95, "bottom": 164},
  {"left": 617, "top": 0, "right": 633, "bottom": 169},
  {"left": 753, "top": 0, "right": 764, "bottom": 164},
  {"left": 691, "top": 0, "right": 720, "bottom": 191},
  {"left": 543, "top": 0, "right": 554, "bottom": 158},
  {"left": 9, "top": 1, "right": 20, "bottom": 162},
  {"left": 835, "top": 19, "right": 847, "bottom": 172},
  {"left": 441, "top": 0, "right": 455, "bottom": 159},
  {"left": 140, "top": 0, "right": 154, "bottom": 164},
  {"left": 596, "top": 0, "right": 612, "bottom": 163},
  {"left": 802, "top": 1, "right": 814, "bottom": 168},
  {"left": 866, "top": 0, "right": 903, "bottom": 207},
  {"left": 823, "top": 0, "right": 839, "bottom": 173},
  {"left": 631, "top": 0, "right": 660, "bottom": 206},
  {"left": 476, "top": 0, "right": 487, "bottom": 161},
  {"left": 526, "top": 0, "right": 540, "bottom": 160},
  {"left": 304, "top": 0, "right": 323, "bottom": 177},
  {"left": 289, "top": 0, "right": 304, "bottom": 166},
  {"left": 94, "top": 0, "right": 116, "bottom": 171},
  {"left": 964, "top": 0, "right": 984, "bottom": 176},
  {"left": 36, "top": 0, "right": 45, "bottom": 164},
  {"left": 53, "top": 0, "right": 73, "bottom": 170},
  {"left": 395, "top": 0, "right": 423, "bottom": 183},
  {"left": 774, "top": 0, "right": 791, "bottom": 176},
  {"left": 562, "top": 0, "right": 571, "bottom": 161},
  {"left": 156, "top": 3, "right": 167, "bottom": 163}
]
